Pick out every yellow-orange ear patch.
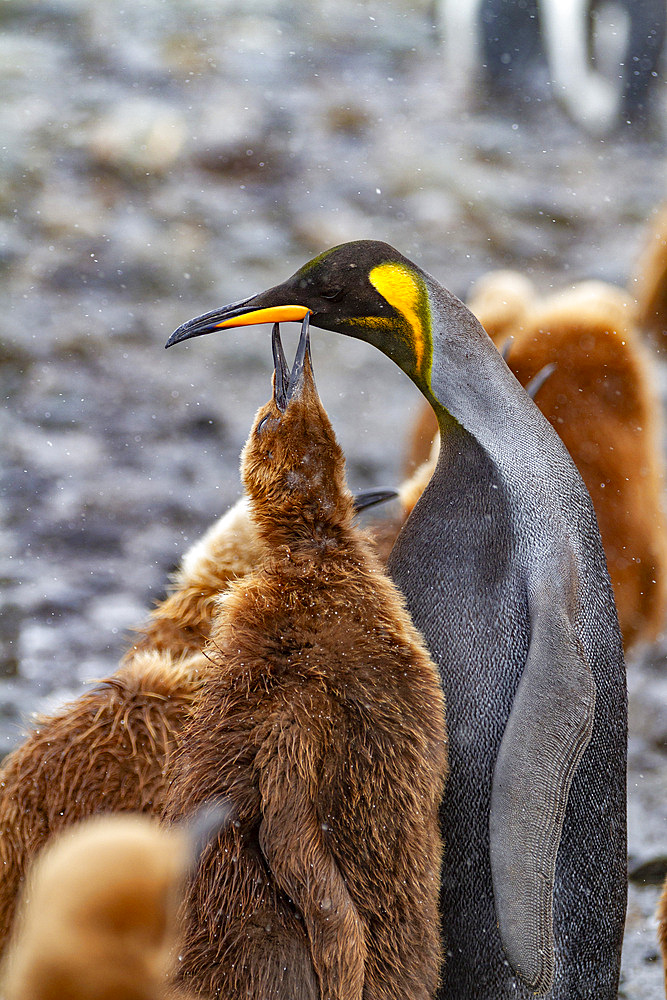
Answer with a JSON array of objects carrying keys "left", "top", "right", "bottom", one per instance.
[{"left": 369, "top": 262, "right": 431, "bottom": 373}]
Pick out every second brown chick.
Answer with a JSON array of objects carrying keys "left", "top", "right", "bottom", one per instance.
[
  {"left": 128, "top": 497, "right": 264, "bottom": 660},
  {"left": 0, "top": 651, "right": 204, "bottom": 954},
  {"left": 634, "top": 205, "right": 667, "bottom": 351},
  {"left": 0, "top": 814, "right": 193, "bottom": 1000}
]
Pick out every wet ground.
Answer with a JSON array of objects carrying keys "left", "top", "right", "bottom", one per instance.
[{"left": 1, "top": 0, "right": 667, "bottom": 994}]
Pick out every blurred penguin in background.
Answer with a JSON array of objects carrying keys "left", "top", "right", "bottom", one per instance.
[{"left": 439, "top": 0, "right": 666, "bottom": 132}]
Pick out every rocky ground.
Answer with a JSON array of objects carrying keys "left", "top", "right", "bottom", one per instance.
[{"left": 1, "top": 0, "right": 666, "bottom": 994}]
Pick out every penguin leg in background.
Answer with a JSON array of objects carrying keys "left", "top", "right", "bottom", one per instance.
[
  {"left": 539, "top": 0, "right": 618, "bottom": 132},
  {"left": 489, "top": 568, "right": 595, "bottom": 994},
  {"left": 616, "top": 0, "right": 666, "bottom": 124}
]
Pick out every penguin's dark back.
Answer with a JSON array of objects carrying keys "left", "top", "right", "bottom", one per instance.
[{"left": 387, "top": 419, "right": 626, "bottom": 999}]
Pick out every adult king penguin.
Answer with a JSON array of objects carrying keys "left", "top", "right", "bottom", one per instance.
[{"left": 166, "top": 240, "right": 627, "bottom": 999}]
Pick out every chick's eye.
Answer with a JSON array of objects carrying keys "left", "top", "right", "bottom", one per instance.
[{"left": 320, "top": 288, "right": 343, "bottom": 302}]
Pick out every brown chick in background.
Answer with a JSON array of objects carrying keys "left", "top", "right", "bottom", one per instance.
[
  {"left": 0, "top": 814, "right": 193, "bottom": 1000},
  {"left": 0, "top": 652, "right": 205, "bottom": 955},
  {"left": 0, "top": 488, "right": 267, "bottom": 956},
  {"left": 0, "top": 495, "right": 256, "bottom": 952},
  {"left": 404, "top": 273, "right": 667, "bottom": 650},
  {"left": 657, "top": 878, "right": 667, "bottom": 998},
  {"left": 635, "top": 205, "right": 667, "bottom": 350},
  {"left": 498, "top": 282, "right": 667, "bottom": 649},
  {"left": 162, "top": 319, "right": 448, "bottom": 1000}
]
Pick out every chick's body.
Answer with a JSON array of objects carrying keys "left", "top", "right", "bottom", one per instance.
[{"left": 163, "top": 334, "right": 448, "bottom": 1000}]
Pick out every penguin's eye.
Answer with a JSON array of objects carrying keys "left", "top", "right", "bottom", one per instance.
[{"left": 320, "top": 288, "right": 343, "bottom": 302}]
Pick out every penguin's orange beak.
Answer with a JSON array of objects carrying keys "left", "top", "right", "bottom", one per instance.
[
  {"left": 211, "top": 305, "right": 310, "bottom": 330},
  {"left": 165, "top": 296, "right": 310, "bottom": 348}
]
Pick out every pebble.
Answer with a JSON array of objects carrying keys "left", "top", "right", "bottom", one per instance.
[{"left": 85, "top": 100, "right": 188, "bottom": 176}]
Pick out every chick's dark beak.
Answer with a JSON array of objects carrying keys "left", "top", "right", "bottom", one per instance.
[
  {"left": 272, "top": 313, "right": 312, "bottom": 413},
  {"left": 165, "top": 290, "right": 310, "bottom": 349},
  {"left": 352, "top": 489, "right": 398, "bottom": 512},
  {"left": 272, "top": 323, "right": 290, "bottom": 412}
]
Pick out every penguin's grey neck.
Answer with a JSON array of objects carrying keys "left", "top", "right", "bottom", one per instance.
[{"left": 424, "top": 277, "right": 548, "bottom": 467}]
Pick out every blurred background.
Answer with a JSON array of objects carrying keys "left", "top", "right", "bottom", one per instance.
[{"left": 1, "top": 0, "right": 666, "bottom": 994}]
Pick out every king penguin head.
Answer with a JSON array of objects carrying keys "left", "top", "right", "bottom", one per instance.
[{"left": 166, "top": 240, "right": 436, "bottom": 398}]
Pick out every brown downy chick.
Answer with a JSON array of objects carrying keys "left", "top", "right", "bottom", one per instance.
[
  {"left": 466, "top": 268, "right": 536, "bottom": 342},
  {"left": 635, "top": 205, "right": 667, "bottom": 350},
  {"left": 0, "top": 503, "right": 259, "bottom": 954},
  {"left": 502, "top": 284, "right": 667, "bottom": 648},
  {"left": 0, "top": 416, "right": 395, "bottom": 959},
  {"left": 1, "top": 814, "right": 192, "bottom": 1000},
  {"left": 657, "top": 878, "right": 667, "bottom": 998},
  {"left": 162, "top": 317, "right": 448, "bottom": 1000},
  {"left": 0, "top": 652, "right": 205, "bottom": 955},
  {"left": 402, "top": 276, "right": 667, "bottom": 649}
]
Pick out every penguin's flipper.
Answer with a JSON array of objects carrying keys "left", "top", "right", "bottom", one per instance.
[{"left": 489, "top": 596, "right": 596, "bottom": 994}]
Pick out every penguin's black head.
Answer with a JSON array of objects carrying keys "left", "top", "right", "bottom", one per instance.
[{"left": 166, "top": 240, "right": 435, "bottom": 391}]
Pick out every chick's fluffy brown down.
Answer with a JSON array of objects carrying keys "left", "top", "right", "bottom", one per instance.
[
  {"left": 0, "top": 653, "right": 204, "bottom": 952},
  {"left": 162, "top": 357, "right": 448, "bottom": 1000}
]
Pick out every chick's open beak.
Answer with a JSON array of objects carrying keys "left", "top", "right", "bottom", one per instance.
[
  {"left": 165, "top": 295, "right": 310, "bottom": 349},
  {"left": 271, "top": 314, "right": 311, "bottom": 413}
]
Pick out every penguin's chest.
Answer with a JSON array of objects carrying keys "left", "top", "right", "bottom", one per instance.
[{"left": 387, "top": 475, "right": 531, "bottom": 747}]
